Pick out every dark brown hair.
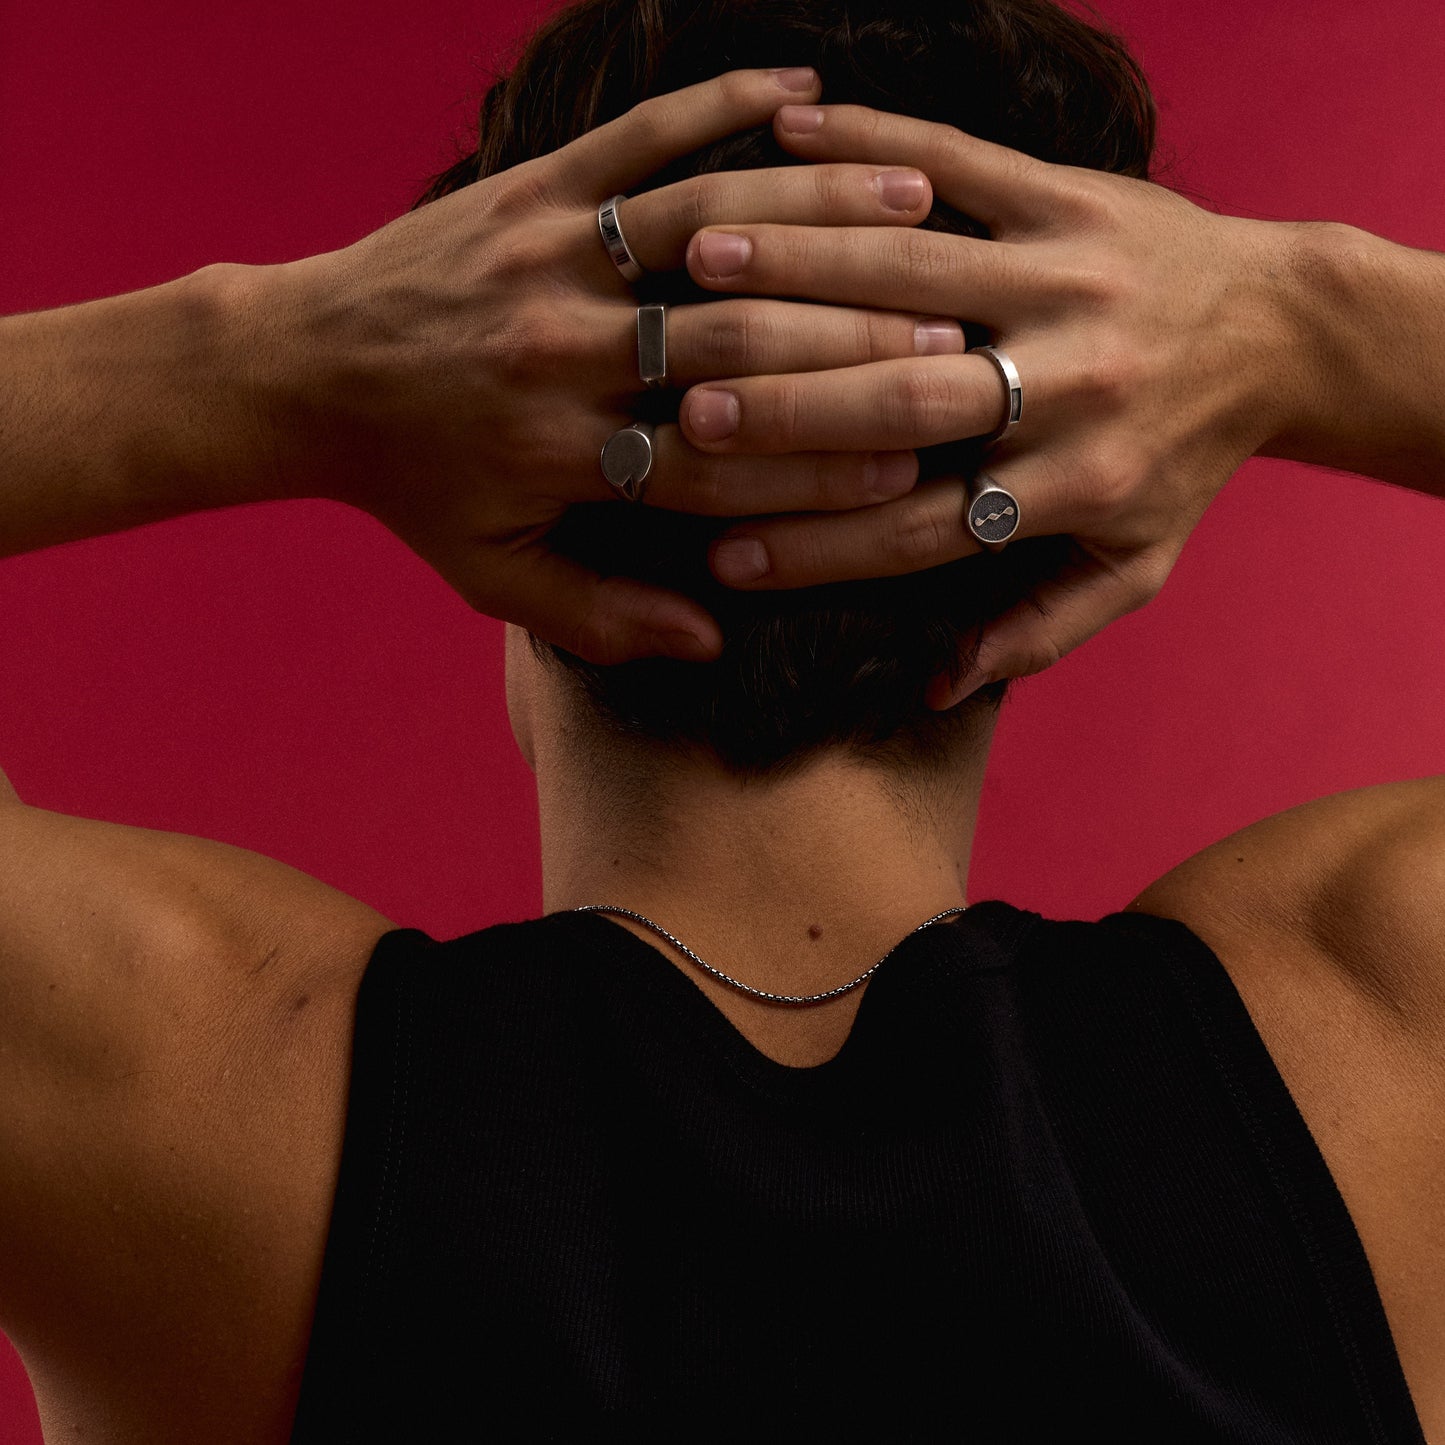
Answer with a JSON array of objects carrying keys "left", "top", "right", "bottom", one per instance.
[{"left": 417, "top": 0, "right": 1155, "bottom": 778}]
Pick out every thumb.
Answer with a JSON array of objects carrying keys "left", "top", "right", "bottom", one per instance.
[
  {"left": 926, "top": 550, "right": 1158, "bottom": 710},
  {"left": 469, "top": 543, "right": 724, "bottom": 665}
]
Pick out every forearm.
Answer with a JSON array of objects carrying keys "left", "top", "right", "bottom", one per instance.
[
  {"left": 1265, "top": 222, "right": 1445, "bottom": 494},
  {"left": 0, "top": 264, "right": 285, "bottom": 559}
]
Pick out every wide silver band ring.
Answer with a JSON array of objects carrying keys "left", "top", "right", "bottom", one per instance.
[
  {"left": 637, "top": 303, "right": 667, "bottom": 388},
  {"left": 965, "top": 471, "right": 1021, "bottom": 551},
  {"left": 598, "top": 196, "right": 644, "bottom": 283},
  {"left": 970, "top": 344, "right": 1023, "bottom": 444},
  {"left": 600, "top": 422, "right": 655, "bottom": 503}
]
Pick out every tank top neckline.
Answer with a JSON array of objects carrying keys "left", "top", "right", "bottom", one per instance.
[{"left": 548, "top": 899, "right": 1035, "bottom": 1094}]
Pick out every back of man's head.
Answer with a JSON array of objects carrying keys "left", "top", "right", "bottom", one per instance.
[{"left": 417, "top": 0, "right": 1156, "bottom": 783}]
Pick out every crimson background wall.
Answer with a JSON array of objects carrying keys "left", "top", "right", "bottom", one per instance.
[{"left": 2, "top": 0, "right": 1443, "bottom": 1433}]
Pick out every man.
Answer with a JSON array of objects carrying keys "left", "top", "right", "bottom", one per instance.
[{"left": 1, "top": 1, "right": 1443, "bottom": 1441}]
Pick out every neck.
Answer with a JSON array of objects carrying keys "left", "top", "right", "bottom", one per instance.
[{"left": 538, "top": 740, "right": 988, "bottom": 1012}]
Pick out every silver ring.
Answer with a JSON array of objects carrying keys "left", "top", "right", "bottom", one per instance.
[
  {"left": 600, "top": 422, "right": 655, "bottom": 503},
  {"left": 598, "top": 195, "right": 643, "bottom": 284},
  {"left": 970, "top": 344, "right": 1022, "bottom": 444},
  {"left": 637, "top": 303, "right": 667, "bottom": 389},
  {"left": 965, "top": 471, "right": 1020, "bottom": 551}
]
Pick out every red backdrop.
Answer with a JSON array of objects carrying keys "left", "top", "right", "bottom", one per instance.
[{"left": 3, "top": 0, "right": 1444, "bottom": 1433}]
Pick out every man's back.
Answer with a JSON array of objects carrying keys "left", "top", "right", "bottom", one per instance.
[{"left": 288, "top": 901, "right": 1427, "bottom": 1442}]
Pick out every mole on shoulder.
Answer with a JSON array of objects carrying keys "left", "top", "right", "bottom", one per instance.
[{"left": 807, "top": 923, "right": 823, "bottom": 941}]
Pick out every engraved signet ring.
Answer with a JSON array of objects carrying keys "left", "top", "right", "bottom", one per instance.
[
  {"left": 965, "top": 471, "right": 1021, "bottom": 551},
  {"left": 970, "top": 344, "right": 1023, "bottom": 444},
  {"left": 600, "top": 422, "right": 656, "bottom": 503},
  {"left": 637, "top": 304, "right": 667, "bottom": 389},
  {"left": 598, "top": 196, "right": 644, "bottom": 283}
]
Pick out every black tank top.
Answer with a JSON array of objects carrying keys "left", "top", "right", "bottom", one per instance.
[{"left": 288, "top": 901, "right": 1426, "bottom": 1443}]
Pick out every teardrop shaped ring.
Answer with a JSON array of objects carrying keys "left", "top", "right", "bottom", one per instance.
[{"left": 600, "top": 422, "right": 655, "bottom": 503}]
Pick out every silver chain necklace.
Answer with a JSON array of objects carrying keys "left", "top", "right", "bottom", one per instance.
[{"left": 572, "top": 903, "right": 969, "bottom": 1007}]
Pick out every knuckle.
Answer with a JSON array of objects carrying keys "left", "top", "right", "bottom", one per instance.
[
  {"left": 887, "top": 503, "right": 950, "bottom": 568},
  {"left": 680, "top": 174, "right": 713, "bottom": 233},
  {"left": 1070, "top": 266, "right": 1117, "bottom": 311},
  {"left": 814, "top": 163, "right": 854, "bottom": 215},
  {"left": 566, "top": 578, "right": 647, "bottom": 666},
  {"left": 758, "top": 376, "right": 803, "bottom": 447},
  {"left": 893, "top": 228, "right": 950, "bottom": 296},
  {"left": 624, "top": 101, "right": 668, "bottom": 156},
  {"left": 1129, "top": 551, "right": 1174, "bottom": 604},
  {"left": 857, "top": 106, "right": 889, "bottom": 147},
  {"left": 889, "top": 365, "right": 957, "bottom": 439},
  {"left": 493, "top": 304, "right": 566, "bottom": 386},
  {"left": 688, "top": 454, "right": 730, "bottom": 513},
  {"left": 706, "top": 302, "right": 769, "bottom": 371},
  {"left": 768, "top": 223, "right": 817, "bottom": 282},
  {"left": 1016, "top": 634, "right": 1068, "bottom": 678},
  {"left": 494, "top": 224, "right": 569, "bottom": 290},
  {"left": 490, "top": 165, "right": 555, "bottom": 217},
  {"left": 1081, "top": 344, "right": 1141, "bottom": 413},
  {"left": 1041, "top": 164, "right": 1101, "bottom": 221},
  {"left": 719, "top": 69, "right": 755, "bottom": 108},
  {"left": 816, "top": 455, "right": 861, "bottom": 509},
  {"left": 1071, "top": 446, "right": 1133, "bottom": 523},
  {"left": 862, "top": 311, "right": 898, "bottom": 364},
  {"left": 565, "top": 608, "right": 610, "bottom": 666}
]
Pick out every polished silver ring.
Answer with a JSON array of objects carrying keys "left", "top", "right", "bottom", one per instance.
[
  {"left": 970, "top": 344, "right": 1023, "bottom": 444},
  {"left": 600, "top": 422, "right": 655, "bottom": 503},
  {"left": 965, "top": 471, "right": 1020, "bottom": 551},
  {"left": 598, "top": 195, "right": 643, "bottom": 283},
  {"left": 637, "top": 303, "right": 667, "bottom": 388}
]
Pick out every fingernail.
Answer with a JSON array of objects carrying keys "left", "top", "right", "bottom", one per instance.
[
  {"left": 712, "top": 537, "right": 770, "bottom": 584},
  {"left": 697, "top": 231, "right": 752, "bottom": 280},
  {"left": 925, "top": 672, "right": 954, "bottom": 711},
  {"left": 927, "top": 673, "right": 973, "bottom": 711},
  {"left": 875, "top": 169, "right": 927, "bottom": 212},
  {"left": 915, "top": 317, "right": 965, "bottom": 355},
  {"left": 686, "top": 388, "right": 739, "bottom": 442},
  {"left": 777, "top": 103, "right": 825, "bottom": 134},
  {"left": 771, "top": 66, "right": 818, "bottom": 91},
  {"left": 661, "top": 630, "right": 718, "bottom": 662},
  {"left": 865, "top": 452, "right": 916, "bottom": 499}
]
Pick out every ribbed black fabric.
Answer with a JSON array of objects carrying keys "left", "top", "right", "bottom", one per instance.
[{"left": 289, "top": 901, "right": 1426, "bottom": 1443}]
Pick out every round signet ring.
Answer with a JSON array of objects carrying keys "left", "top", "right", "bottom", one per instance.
[
  {"left": 600, "top": 422, "right": 656, "bottom": 503},
  {"left": 965, "top": 472, "right": 1021, "bottom": 551},
  {"left": 970, "top": 344, "right": 1023, "bottom": 444},
  {"left": 598, "top": 195, "right": 644, "bottom": 284}
]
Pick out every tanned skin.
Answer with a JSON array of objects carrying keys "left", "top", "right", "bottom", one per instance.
[{"left": 4, "top": 80, "right": 1445, "bottom": 1441}]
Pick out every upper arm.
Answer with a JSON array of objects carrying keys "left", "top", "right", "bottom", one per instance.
[
  {"left": 1131, "top": 782, "right": 1445, "bottom": 1420},
  {"left": 0, "top": 801, "right": 395, "bottom": 1435}
]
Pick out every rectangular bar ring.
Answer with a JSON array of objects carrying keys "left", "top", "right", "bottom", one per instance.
[{"left": 637, "top": 303, "right": 667, "bottom": 389}]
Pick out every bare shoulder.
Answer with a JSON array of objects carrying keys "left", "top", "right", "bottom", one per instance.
[
  {"left": 0, "top": 795, "right": 396, "bottom": 1442},
  {"left": 1129, "top": 779, "right": 1445, "bottom": 1439},
  {"left": 1129, "top": 776, "right": 1445, "bottom": 1037},
  {"left": 0, "top": 795, "right": 396, "bottom": 1051}
]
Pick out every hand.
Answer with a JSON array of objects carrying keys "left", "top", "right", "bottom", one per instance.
[
  {"left": 681, "top": 104, "right": 1303, "bottom": 704},
  {"left": 232, "top": 70, "right": 966, "bottom": 665}
]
